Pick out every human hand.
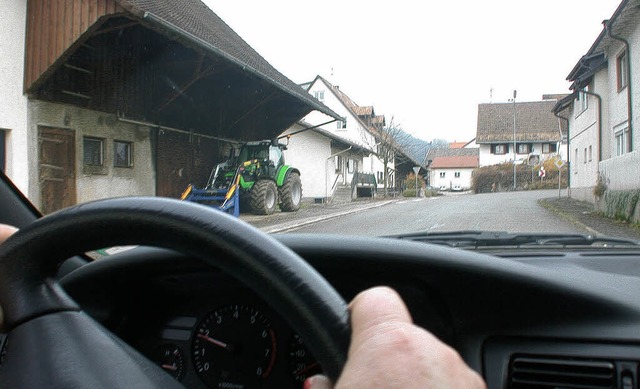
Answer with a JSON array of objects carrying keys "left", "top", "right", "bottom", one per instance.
[
  {"left": 0, "top": 224, "right": 17, "bottom": 244},
  {"left": 306, "top": 286, "right": 486, "bottom": 389}
]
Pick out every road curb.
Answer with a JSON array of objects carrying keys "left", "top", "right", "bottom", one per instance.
[
  {"left": 261, "top": 200, "right": 397, "bottom": 233},
  {"left": 538, "top": 198, "right": 601, "bottom": 236}
]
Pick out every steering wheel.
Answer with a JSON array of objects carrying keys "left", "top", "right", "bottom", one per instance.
[{"left": 0, "top": 197, "right": 350, "bottom": 387}]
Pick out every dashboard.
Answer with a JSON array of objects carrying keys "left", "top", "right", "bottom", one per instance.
[{"left": 59, "top": 234, "right": 640, "bottom": 389}]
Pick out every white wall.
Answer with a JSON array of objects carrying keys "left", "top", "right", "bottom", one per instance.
[
  {"left": 305, "top": 81, "right": 374, "bottom": 148},
  {"left": 600, "top": 151, "right": 640, "bottom": 190},
  {"left": 28, "top": 101, "right": 155, "bottom": 208},
  {"left": 304, "top": 78, "right": 389, "bottom": 179},
  {"left": 430, "top": 168, "right": 474, "bottom": 190},
  {"left": 281, "top": 125, "right": 333, "bottom": 199},
  {"left": 594, "top": 16, "right": 640, "bottom": 193},
  {"left": 479, "top": 143, "right": 563, "bottom": 167},
  {"left": 566, "top": 69, "right": 611, "bottom": 203},
  {"left": 0, "top": 0, "right": 29, "bottom": 194}
]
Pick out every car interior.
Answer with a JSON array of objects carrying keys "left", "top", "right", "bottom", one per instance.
[{"left": 1, "top": 171, "right": 640, "bottom": 389}]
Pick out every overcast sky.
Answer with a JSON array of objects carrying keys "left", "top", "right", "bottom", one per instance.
[{"left": 204, "top": 0, "right": 621, "bottom": 142}]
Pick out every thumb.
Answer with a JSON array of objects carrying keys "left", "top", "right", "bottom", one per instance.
[{"left": 304, "top": 375, "right": 333, "bottom": 389}]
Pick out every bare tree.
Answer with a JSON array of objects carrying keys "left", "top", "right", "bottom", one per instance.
[{"left": 374, "top": 117, "right": 407, "bottom": 196}]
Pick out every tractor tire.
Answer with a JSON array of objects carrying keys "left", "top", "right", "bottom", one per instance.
[
  {"left": 250, "top": 180, "right": 278, "bottom": 215},
  {"left": 279, "top": 172, "right": 302, "bottom": 212}
]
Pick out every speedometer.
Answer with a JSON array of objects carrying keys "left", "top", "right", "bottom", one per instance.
[{"left": 192, "top": 305, "right": 277, "bottom": 388}]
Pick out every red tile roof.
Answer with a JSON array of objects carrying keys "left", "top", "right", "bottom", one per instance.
[{"left": 430, "top": 156, "right": 479, "bottom": 169}]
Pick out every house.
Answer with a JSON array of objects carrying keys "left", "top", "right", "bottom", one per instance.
[
  {"left": 0, "top": 1, "right": 29, "bottom": 194},
  {"left": 552, "top": 54, "right": 607, "bottom": 203},
  {"left": 2, "top": 0, "right": 339, "bottom": 213},
  {"left": 300, "top": 76, "right": 402, "bottom": 197},
  {"left": 476, "top": 98, "right": 568, "bottom": 168},
  {"left": 281, "top": 121, "right": 371, "bottom": 202},
  {"left": 425, "top": 147, "right": 479, "bottom": 191},
  {"left": 554, "top": 0, "right": 640, "bottom": 205}
]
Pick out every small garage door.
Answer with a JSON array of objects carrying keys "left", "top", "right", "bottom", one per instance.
[{"left": 39, "top": 127, "right": 76, "bottom": 214}]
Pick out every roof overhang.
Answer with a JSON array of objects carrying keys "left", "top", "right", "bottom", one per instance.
[{"left": 28, "top": 4, "right": 341, "bottom": 142}]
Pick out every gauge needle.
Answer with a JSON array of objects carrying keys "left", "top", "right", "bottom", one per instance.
[
  {"left": 296, "top": 362, "right": 319, "bottom": 376},
  {"left": 197, "top": 334, "right": 230, "bottom": 350},
  {"left": 161, "top": 364, "right": 178, "bottom": 371}
]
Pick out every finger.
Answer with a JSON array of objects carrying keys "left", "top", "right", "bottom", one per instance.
[
  {"left": 304, "top": 374, "right": 333, "bottom": 389},
  {"left": 349, "top": 286, "right": 413, "bottom": 337},
  {"left": 0, "top": 224, "right": 17, "bottom": 243}
]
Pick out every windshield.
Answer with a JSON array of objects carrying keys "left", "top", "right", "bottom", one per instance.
[{"left": 3, "top": 0, "right": 640, "bottom": 241}]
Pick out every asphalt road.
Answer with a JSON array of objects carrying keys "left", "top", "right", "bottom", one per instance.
[{"left": 289, "top": 190, "right": 585, "bottom": 236}]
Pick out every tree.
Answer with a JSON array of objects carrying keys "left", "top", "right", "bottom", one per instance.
[{"left": 373, "top": 118, "right": 407, "bottom": 196}]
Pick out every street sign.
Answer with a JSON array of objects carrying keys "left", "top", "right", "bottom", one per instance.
[
  {"left": 538, "top": 167, "right": 546, "bottom": 178},
  {"left": 555, "top": 159, "right": 565, "bottom": 169}
]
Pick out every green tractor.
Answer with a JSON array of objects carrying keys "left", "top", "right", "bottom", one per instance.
[{"left": 181, "top": 141, "right": 302, "bottom": 216}]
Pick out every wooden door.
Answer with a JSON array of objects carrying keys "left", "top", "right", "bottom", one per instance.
[{"left": 39, "top": 127, "right": 76, "bottom": 214}]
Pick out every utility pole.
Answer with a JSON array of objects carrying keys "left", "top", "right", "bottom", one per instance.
[{"left": 512, "top": 90, "right": 517, "bottom": 190}]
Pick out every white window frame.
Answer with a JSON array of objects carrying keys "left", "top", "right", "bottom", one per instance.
[
  {"left": 615, "top": 124, "right": 629, "bottom": 156},
  {"left": 454, "top": 171, "right": 461, "bottom": 178},
  {"left": 439, "top": 172, "right": 445, "bottom": 178},
  {"left": 617, "top": 50, "right": 628, "bottom": 91},
  {"left": 114, "top": 140, "right": 133, "bottom": 168},
  {"left": 579, "top": 89, "right": 588, "bottom": 113},
  {"left": 313, "top": 90, "right": 325, "bottom": 101}
]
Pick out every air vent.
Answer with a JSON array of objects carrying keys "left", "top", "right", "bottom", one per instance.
[{"left": 509, "top": 356, "right": 616, "bottom": 389}]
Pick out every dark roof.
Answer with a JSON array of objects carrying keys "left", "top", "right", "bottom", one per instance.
[
  {"left": 426, "top": 147, "right": 479, "bottom": 161},
  {"left": 542, "top": 94, "right": 570, "bottom": 101},
  {"left": 566, "top": 53, "right": 607, "bottom": 89},
  {"left": 476, "top": 101, "right": 563, "bottom": 143},
  {"left": 580, "top": 0, "right": 637, "bottom": 58},
  {"left": 552, "top": 92, "right": 578, "bottom": 114},
  {"left": 117, "top": 0, "right": 341, "bottom": 121}
]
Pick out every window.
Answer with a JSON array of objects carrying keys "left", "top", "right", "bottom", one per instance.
[
  {"left": 347, "top": 159, "right": 356, "bottom": 174},
  {"left": 615, "top": 126, "right": 628, "bottom": 156},
  {"left": 335, "top": 155, "right": 343, "bottom": 172},
  {"left": 337, "top": 119, "right": 347, "bottom": 129},
  {"left": 114, "top": 141, "right": 133, "bottom": 167},
  {"left": 0, "top": 129, "right": 6, "bottom": 172},
  {"left": 377, "top": 171, "right": 383, "bottom": 182},
  {"left": 579, "top": 87, "right": 588, "bottom": 112},
  {"left": 268, "top": 146, "right": 283, "bottom": 166},
  {"left": 454, "top": 172, "right": 461, "bottom": 178},
  {"left": 439, "top": 172, "right": 445, "bottom": 178},
  {"left": 583, "top": 148, "right": 587, "bottom": 164},
  {"left": 516, "top": 143, "right": 530, "bottom": 154},
  {"left": 83, "top": 137, "right": 104, "bottom": 166},
  {"left": 588, "top": 145, "right": 592, "bottom": 162},
  {"left": 313, "top": 90, "right": 325, "bottom": 101},
  {"left": 542, "top": 143, "right": 557, "bottom": 154},
  {"left": 492, "top": 144, "right": 507, "bottom": 155},
  {"left": 617, "top": 50, "right": 628, "bottom": 91},
  {"left": 575, "top": 148, "right": 579, "bottom": 167}
]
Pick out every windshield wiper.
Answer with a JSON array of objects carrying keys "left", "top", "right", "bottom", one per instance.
[{"left": 389, "top": 230, "right": 640, "bottom": 249}]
